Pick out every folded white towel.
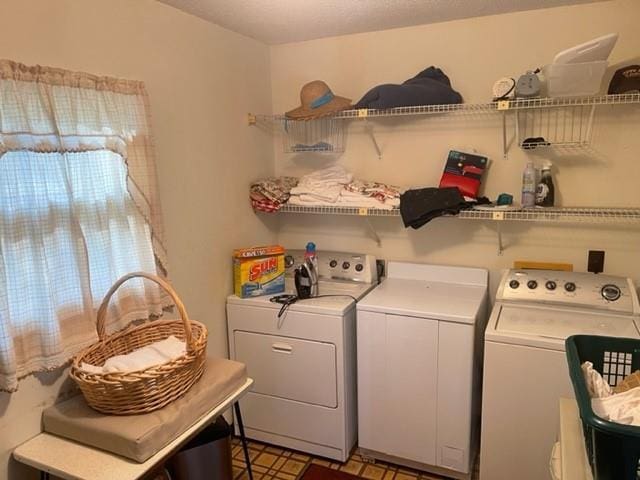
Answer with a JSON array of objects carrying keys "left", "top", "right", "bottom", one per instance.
[
  {"left": 582, "top": 361, "right": 613, "bottom": 398},
  {"left": 80, "top": 362, "right": 104, "bottom": 375},
  {"left": 291, "top": 184, "right": 344, "bottom": 202},
  {"left": 289, "top": 192, "right": 396, "bottom": 210},
  {"left": 83, "top": 335, "right": 186, "bottom": 374},
  {"left": 290, "top": 166, "right": 354, "bottom": 203},
  {"left": 298, "top": 165, "right": 353, "bottom": 186}
]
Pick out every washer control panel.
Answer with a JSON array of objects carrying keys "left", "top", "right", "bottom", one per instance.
[
  {"left": 498, "top": 269, "right": 638, "bottom": 314},
  {"left": 284, "top": 250, "right": 377, "bottom": 284}
]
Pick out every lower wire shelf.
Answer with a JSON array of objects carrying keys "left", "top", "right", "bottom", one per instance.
[{"left": 276, "top": 204, "right": 640, "bottom": 224}]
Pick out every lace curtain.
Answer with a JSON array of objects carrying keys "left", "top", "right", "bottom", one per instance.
[{"left": 0, "top": 60, "right": 168, "bottom": 392}]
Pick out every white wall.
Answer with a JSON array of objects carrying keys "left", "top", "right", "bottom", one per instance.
[
  {"left": 0, "top": 1, "right": 275, "bottom": 478},
  {"left": 269, "top": 0, "right": 640, "bottom": 294}
]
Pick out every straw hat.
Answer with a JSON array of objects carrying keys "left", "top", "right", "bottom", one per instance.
[{"left": 285, "top": 80, "right": 351, "bottom": 120}]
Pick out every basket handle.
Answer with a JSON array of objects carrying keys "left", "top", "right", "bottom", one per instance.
[{"left": 96, "top": 272, "right": 194, "bottom": 351}]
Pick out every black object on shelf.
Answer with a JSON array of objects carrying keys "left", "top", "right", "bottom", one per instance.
[
  {"left": 521, "top": 137, "right": 550, "bottom": 149},
  {"left": 167, "top": 416, "right": 233, "bottom": 480}
]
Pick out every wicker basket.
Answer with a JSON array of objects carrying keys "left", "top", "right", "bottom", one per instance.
[{"left": 70, "top": 272, "right": 208, "bottom": 415}]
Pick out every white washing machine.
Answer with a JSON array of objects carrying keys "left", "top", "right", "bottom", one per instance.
[
  {"left": 226, "top": 250, "right": 377, "bottom": 461},
  {"left": 480, "top": 269, "right": 640, "bottom": 480},
  {"left": 356, "top": 262, "right": 489, "bottom": 479}
]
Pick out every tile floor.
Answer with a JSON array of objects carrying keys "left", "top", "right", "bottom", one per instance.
[{"left": 231, "top": 438, "right": 475, "bottom": 480}]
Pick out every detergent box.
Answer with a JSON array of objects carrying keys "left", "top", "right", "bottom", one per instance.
[{"left": 233, "top": 245, "right": 285, "bottom": 298}]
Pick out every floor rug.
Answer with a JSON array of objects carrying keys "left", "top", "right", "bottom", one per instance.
[{"left": 300, "top": 463, "right": 361, "bottom": 480}]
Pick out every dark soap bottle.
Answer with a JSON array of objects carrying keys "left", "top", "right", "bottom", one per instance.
[{"left": 535, "top": 165, "right": 554, "bottom": 207}]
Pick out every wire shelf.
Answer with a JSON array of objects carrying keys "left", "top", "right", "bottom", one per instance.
[
  {"left": 279, "top": 204, "right": 400, "bottom": 217},
  {"left": 459, "top": 207, "right": 640, "bottom": 223},
  {"left": 517, "top": 103, "right": 596, "bottom": 150},
  {"left": 508, "top": 93, "right": 640, "bottom": 110},
  {"left": 281, "top": 117, "right": 346, "bottom": 154},
  {"left": 248, "top": 94, "right": 640, "bottom": 123},
  {"left": 276, "top": 204, "right": 640, "bottom": 223}
]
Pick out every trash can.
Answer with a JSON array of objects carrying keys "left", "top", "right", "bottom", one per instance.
[{"left": 167, "top": 416, "right": 233, "bottom": 480}]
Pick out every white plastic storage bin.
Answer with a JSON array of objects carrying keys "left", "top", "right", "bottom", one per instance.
[{"left": 543, "top": 61, "right": 607, "bottom": 97}]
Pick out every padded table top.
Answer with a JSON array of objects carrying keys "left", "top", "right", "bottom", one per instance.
[{"left": 41, "top": 356, "right": 247, "bottom": 463}]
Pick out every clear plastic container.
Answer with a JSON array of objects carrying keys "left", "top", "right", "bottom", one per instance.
[
  {"left": 522, "top": 161, "right": 536, "bottom": 208},
  {"left": 542, "top": 61, "right": 608, "bottom": 97}
]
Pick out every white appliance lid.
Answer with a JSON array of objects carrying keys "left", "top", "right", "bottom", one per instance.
[
  {"left": 226, "top": 278, "right": 375, "bottom": 315},
  {"left": 386, "top": 261, "right": 487, "bottom": 286},
  {"left": 494, "top": 304, "right": 640, "bottom": 341},
  {"left": 357, "top": 277, "right": 487, "bottom": 324}
]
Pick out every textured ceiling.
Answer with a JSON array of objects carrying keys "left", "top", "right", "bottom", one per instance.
[{"left": 157, "top": 0, "right": 606, "bottom": 44}]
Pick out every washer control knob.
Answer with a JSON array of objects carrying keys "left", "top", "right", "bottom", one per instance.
[
  {"left": 342, "top": 261, "right": 351, "bottom": 270},
  {"left": 527, "top": 280, "right": 538, "bottom": 290},
  {"left": 355, "top": 263, "right": 364, "bottom": 272},
  {"left": 509, "top": 280, "right": 520, "bottom": 289},
  {"left": 601, "top": 284, "right": 622, "bottom": 302},
  {"left": 329, "top": 260, "right": 338, "bottom": 268},
  {"left": 545, "top": 281, "right": 557, "bottom": 291},
  {"left": 565, "top": 282, "right": 576, "bottom": 293}
]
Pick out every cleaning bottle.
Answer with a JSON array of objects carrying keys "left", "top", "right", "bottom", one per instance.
[
  {"left": 304, "top": 242, "right": 319, "bottom": 296},
  {"left": 521, "top": 161, "right": 536, "bottom": 208},
  {"left": 535, "top": 162, "right": 555, "bottom": 207}
]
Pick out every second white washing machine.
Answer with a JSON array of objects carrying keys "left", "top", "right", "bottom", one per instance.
[
  {"left": 480, "top": 269, "right": 640, "bottom": 480},
  {"left": 357, "top": 261, "right": 489, "bottom": 479}
]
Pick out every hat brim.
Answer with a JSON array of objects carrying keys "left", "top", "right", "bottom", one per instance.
[{"left": 285, "top": 96, "right": 352, "bottom": 120}]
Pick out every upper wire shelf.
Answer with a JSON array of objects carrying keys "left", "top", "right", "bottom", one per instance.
[
  {"left": 248, "top": 94, "right": 640, "bottom": 124},
  {"left": 276, "top": 204, "right": 640, "bottom": 223}
]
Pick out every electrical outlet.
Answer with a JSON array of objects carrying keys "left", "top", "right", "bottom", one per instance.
[{"left": 588, "top": 250, "right": 605, "bottom": 274}]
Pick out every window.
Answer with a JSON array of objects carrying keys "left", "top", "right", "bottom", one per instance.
[{"left": 0, "top": 60, "right": 167, "bottom": 392}]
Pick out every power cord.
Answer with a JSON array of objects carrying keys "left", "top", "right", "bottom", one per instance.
[{"left": 270, "top": 294, "right": 358, "bottom": 319}]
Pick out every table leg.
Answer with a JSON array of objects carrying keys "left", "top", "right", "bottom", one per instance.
[
  {"left": 40, "top": 471, "right": 50, "bottom": 480},
  {"left": 234, "top": 402, "right": 253, "bottom": 480}
]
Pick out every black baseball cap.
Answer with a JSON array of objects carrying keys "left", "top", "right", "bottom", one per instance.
[{"left": 608, "top": 65, "right": 640, "bottom": 94}]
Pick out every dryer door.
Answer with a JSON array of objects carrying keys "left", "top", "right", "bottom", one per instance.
[{"left": 234, "top": 331, "right": 337, "bottom": 408}]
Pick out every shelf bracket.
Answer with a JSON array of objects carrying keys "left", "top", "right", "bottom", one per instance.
[
  {"left": 502, "top": 111, "right": 508, "bottom": 159},
  {"left": 496, "top": 101, "right": 512, "bottom": 159},
  {"left": 365, "top": 121, "right": 383, "bottom": 159},
  {"left": 585, "top": 104, "right": 597, "bottom": 143},
  {"left": 363, "top": 217, "right": 382, "bottom": 246},
  {"left": 496, "top": 222, "right": 504, "bottom": 256}
]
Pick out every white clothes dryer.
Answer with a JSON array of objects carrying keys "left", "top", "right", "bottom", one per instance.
[
  {"left": 480, "top": 269, "right": 640, "bottom": 480},
  {"left": 227, "top": 250, "right": 377, "bottom": 461}
]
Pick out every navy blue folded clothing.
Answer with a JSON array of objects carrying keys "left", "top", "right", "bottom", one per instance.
[{"left": 355, "top": 67, "right": 462, "bottom": 110}]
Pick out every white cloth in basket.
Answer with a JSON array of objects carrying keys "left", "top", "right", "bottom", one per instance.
[
  {"left": 592, "top": 387, "right": 640, "bottom": 426},
  {"left": 581, "top": 361, "right": 613, "bottom": 398},
  {"left": 82, "top": 335, "right": 186, "bottom": 374},
  {"left": 582, "top": 361, "right": 640, "bottom": 426}
]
